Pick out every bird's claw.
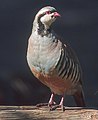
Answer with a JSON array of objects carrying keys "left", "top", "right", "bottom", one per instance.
[
  {"left": 48, "top": 101, "right": 56, "bottom": 107},
  {"left": 50, "top": 105, "right": 65, "bottom": 111}
]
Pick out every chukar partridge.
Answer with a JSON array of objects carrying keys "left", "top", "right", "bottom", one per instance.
[{"left": 27, "top": 6, "right": 85, "bottom": 110}]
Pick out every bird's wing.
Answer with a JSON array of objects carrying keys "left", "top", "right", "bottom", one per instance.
[{"left": 54, "top": 39, "right": 83, "bottom": 85}]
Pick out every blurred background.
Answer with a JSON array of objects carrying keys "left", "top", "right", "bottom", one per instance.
[{"left": 0, "top": 0, "right": 98, "bottom": 107}]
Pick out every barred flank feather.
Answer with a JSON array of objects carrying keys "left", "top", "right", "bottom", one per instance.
[{"left": 55, "top": 45, "right": 80, "bottom": 85}]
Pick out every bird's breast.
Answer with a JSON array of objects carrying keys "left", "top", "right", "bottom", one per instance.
[{"left": 27, "top": 33, "right": 61, "bottom": 75}]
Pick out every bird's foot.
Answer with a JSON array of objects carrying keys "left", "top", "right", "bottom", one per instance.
[
  {"left": 50, "top": 104, "right": 65, "bottom": 111},
  {"left": 48, "top": 101, "right": 56, "bottom": 107},
  {"left": 49, "top": 96, "right": 65, "bottom": 111}
]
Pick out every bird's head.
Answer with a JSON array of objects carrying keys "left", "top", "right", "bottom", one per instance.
[{"left": 33, "top": 6, "right": 60, "bottom": 30}]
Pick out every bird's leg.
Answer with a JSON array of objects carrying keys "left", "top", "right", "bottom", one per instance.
[
  {"left": 48, "top": 93, "right": 56, "bottom": 107},
  {"left": 59, "top": 96, "right": 64, "bottom": 106},
  {"left": 36, "top": 93, "right": 56, "bottom": 107},
  {"left": 50, "top": 95, "right": 65, "bottom": 111}
]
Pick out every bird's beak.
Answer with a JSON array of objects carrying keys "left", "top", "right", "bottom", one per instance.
[{"left": 53, "top": 12, "right": 61, "bottom": 17}]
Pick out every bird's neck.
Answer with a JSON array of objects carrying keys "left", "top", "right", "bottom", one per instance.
[{"left": 32, "top": 17, "right": 51, "bottom": 36}]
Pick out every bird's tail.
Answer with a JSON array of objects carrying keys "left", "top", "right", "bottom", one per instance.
[{"left": 73, "top": 89, "right": 86, "bottom": 107}]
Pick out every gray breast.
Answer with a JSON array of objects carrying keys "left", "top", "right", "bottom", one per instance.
[{"left": 27, "top": 32, "right": 61, "bottom": 74}]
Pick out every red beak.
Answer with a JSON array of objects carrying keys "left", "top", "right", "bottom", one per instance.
[{"left": 53, "top": 12, "right": 61, "bottom": 17}]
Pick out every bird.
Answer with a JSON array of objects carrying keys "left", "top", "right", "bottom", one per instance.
[{"left": 27, "top": 6, "right": 85, "bottom": 111}]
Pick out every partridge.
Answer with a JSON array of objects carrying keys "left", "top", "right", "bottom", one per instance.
[{"left": 27, "top": 6, "right": 85, "bottom": 110}]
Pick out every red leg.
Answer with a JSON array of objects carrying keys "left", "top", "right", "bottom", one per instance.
[
  {"left": 59, "top": 96, "right": 64, "bottom": 106},
  {"left": 50, "top": 95, "right": 65, "bottom": 111},
  {"left": 36, "top": 93, "right": 56, "bottom": 107},
  {"left": 48, "top": 93, "right": 56, "bottom": 107}
]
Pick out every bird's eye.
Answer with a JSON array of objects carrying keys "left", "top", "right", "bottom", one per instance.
[{"left": 46, "top": 11, "right": 51, "bottom": 14}]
